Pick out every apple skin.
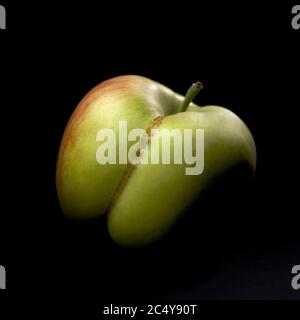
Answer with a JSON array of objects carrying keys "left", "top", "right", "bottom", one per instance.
[{"left": 56, "top": 75, "right": 256, "bottom": 247}]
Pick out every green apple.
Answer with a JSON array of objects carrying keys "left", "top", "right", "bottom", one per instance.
[{"left": 56, "top": 75, "right": 256, "bottom": 247}]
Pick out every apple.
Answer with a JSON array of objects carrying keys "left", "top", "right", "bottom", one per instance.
[{"left": 56, "top": 75, "right": 256, "bottom": 247}]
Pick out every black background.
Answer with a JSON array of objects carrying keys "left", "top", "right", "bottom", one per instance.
[{"left": 0, "top": 1, "right": 299, "bottom": 316}]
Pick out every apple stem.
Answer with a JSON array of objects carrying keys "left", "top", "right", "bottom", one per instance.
[{"left": 180, "top": 81, "right": 203, "bottom": 112}]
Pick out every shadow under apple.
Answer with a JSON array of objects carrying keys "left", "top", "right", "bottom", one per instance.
[{"left": 60, "top": 161, "right": 257, "bottom": 299}]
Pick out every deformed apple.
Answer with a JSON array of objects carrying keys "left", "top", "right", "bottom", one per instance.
[{"left": 56, "top": 75, "right": 256, "bottom": 247}]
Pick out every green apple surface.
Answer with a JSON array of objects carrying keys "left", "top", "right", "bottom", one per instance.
[{"left": 56, "top": 75, "right": 256, "bottom": 247}]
